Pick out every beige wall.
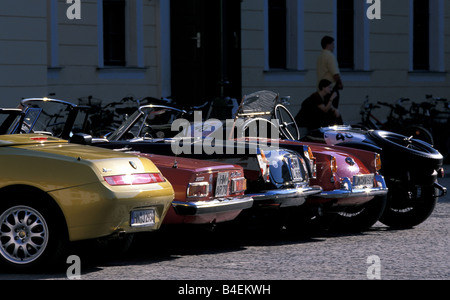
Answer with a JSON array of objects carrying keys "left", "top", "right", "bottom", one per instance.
[
  {"left": 1, "top": 0, "right": 162, "bottom": 108},
  {"left": 0, "top": 1, "right": 48, "bottom": 105},
  {"left": 1, "top": 0, "right": 450, "bottom": 125},
  {"left": 48, "top": 0, "right": 161, "bottom": 105},
  {"left": 241, "top": 0, "right": 450, "bottom": 124}
]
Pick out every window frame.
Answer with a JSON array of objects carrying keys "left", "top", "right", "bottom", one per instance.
[
  {"left": 97, "top": 0, "right": 144, "bottom": 69},
  {"left": 265, "top": 0, "right": 305, "bottom": 72},
  {"left": 410, "top": 0, "right": 444, "bottom": 73},
  {"left": 334, "top": 0, "right": 370, "bottom": 72}
]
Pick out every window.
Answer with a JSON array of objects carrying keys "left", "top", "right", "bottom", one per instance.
[
  {"left": 268, "top": 0, "right": 287, "bottom": 69},
  {"left": 47, "top": 0, "right": 59, "bottom": 68},
  {"left": 336, "top": 0, "right": 354, "bottom": 70},
  {"left": 334, "top": 0, "right": 370, "bottom": 72},
  {"left": 410, "top": 0, "right": 444, "bottom": 74},
  {"left": 266, "top": 0, "right": 305, "bottom": 73},
  {"left": 413, "top": 0, "right": 429, "bottom": 70},
  {"left": 103, "top": 0, "right": 126, "bottom": 66}
]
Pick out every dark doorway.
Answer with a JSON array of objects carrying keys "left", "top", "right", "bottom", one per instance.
[{"left": 170, "top": 0, "right": 242, "bottom": 110}]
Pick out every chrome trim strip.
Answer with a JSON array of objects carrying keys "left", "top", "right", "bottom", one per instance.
[
  {"left": 172, "top": 196, "right": 254, "bottom": 216},
  {"left": 313, "top": 174, "right": 388, "bottom": 199},
  {"left": 249, "top": 186, "right": 323, "bottom": 207}
]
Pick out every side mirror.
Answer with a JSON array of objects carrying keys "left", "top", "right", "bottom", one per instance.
[{"left": 70, "top": 132, "right": 92, "bottom": 145}]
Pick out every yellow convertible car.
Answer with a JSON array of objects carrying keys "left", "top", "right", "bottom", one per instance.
[{"left": 0, "top": 134, "right": 174, "bottom": 271}]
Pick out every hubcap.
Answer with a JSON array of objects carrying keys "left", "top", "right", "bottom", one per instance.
[{"left": 0, "top": 206, "right": 49, "bottom": 265}]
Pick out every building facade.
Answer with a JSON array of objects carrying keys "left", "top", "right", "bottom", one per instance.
[{"left": 1, "top": 0, "right": 450, "bottom": 124}]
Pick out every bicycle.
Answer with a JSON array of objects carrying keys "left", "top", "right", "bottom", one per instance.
[
  {"left": 357, "top": 96, "right": 434, "bottom": 145},
  {"left": 408, "top": 95, "right": 450, "bottom": 160}
]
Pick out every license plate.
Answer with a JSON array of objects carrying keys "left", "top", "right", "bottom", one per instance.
[
  {"left": 353, "top": 174, "right": 374, "bottom": 189},
  {"left": 131, "top": 209, "right": 155, "bottom": 227},
  {"left": 215, "top": 172, "right": 229, "bottom": 197},
  {"left": 290, "top": 157, "right": 303, "bottom": 181}
]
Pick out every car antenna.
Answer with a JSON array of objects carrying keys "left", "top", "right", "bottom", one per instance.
[{"left": 172, "top": 154, "right": 178, "bottom": 169}]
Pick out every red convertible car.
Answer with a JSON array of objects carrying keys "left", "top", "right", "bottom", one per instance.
[
  {"left": 139, "top": 153, "right": 252, "bottom": 226},
  {"left": 9, "top": 99, "right": 254, "bottom": 228}
]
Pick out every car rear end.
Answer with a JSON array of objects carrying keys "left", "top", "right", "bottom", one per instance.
[
  {"left": 140, "top": 154, "right": 253, "bottom": 225},
  {"left": 308, "top": 144, "right": 387, "bottom": 207},
  {"left": 2, "top": 134, "right": 174, "bottom": 242},
  {"left": 248, "top": 147, "right": 322, "bottom": 208}
]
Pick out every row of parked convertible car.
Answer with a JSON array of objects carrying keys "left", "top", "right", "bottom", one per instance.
[{"left": 0, "top": 90, "right": 446, "bottom": 271}]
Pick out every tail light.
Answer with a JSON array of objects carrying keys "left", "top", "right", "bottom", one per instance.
[
  {"left": 304, "top": 146, "right": 317, "bottom": 179},
  {"left": 375, "top": 153, "right": 382, "bottom": 172},
  {"left": 30, "top": 136, "right": 49, "bottom": 142},
  {"left": 104, "top": 173, "right": 165, "bottom": 186},
  {"left": 438, "top": 167, "right": 445, "bottom": 178},
  {"left": 257, "top": 149, "right": 270, "bottom": 182},
  {"left": 187, "top": 182, "right": 210, "bottom": 198},
  {"left": 330, "top": 156, "right": 338, "bottom": 183},
  {"left": 330, "top": 156, "right": 338, "bottom": 174},
  {"left": 231, "top": 177, "right": 247, "bottom": 194}
]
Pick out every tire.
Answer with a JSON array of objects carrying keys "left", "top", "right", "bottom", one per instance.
[
  {"left": 0, "top": 197, "right": 68, "bottom": 271},
  {"left": 367, "top": 130, "right": 443, "bottom": 171},
  {"left": 367, "top": 130, "right": 443, "bottom": 229},
  {"left": 329, "top": 195, "right": 387, "bottom": 232},
  {"left": 400, "top": 125, "right": 434, "bottom": 145},
  {"left": 379, "top": 183, "right": 438, "bottom": 229},
  {"left": 284, "top": 206, "right": 330, "bottom": 236}
]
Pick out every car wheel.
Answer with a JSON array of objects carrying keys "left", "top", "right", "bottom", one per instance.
[
  {"left": 367, "top": 130, "right": 443, "bottom": 167},
  {"left": 400, "top": 125, "right": 434, "bottom": 145},
  {"left": 0, "top": 200, "right": 68, "bottom": 271},
  {"left": 379, "top": 183, "right": 438, "bottom": 229},
  {"left": 284, "top": 206, "right": 331, "bottom": 236},
  {"left": 329, "top": 195, "right": 387, "bottom": 232}
]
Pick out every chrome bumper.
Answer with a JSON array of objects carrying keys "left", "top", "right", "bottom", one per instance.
[
  {"left": 313, "top": 174, "right": 388, "bottom": 199},
  {"left": 249, "top": 185, "right": 323, "bottom": 207},
  {"left": 172, "top": 195, "right": 254, "bottom": 216}
]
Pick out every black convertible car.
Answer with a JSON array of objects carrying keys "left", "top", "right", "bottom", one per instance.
[{"left": 244, "top": 90, "right": 447, "bottom": 229}]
